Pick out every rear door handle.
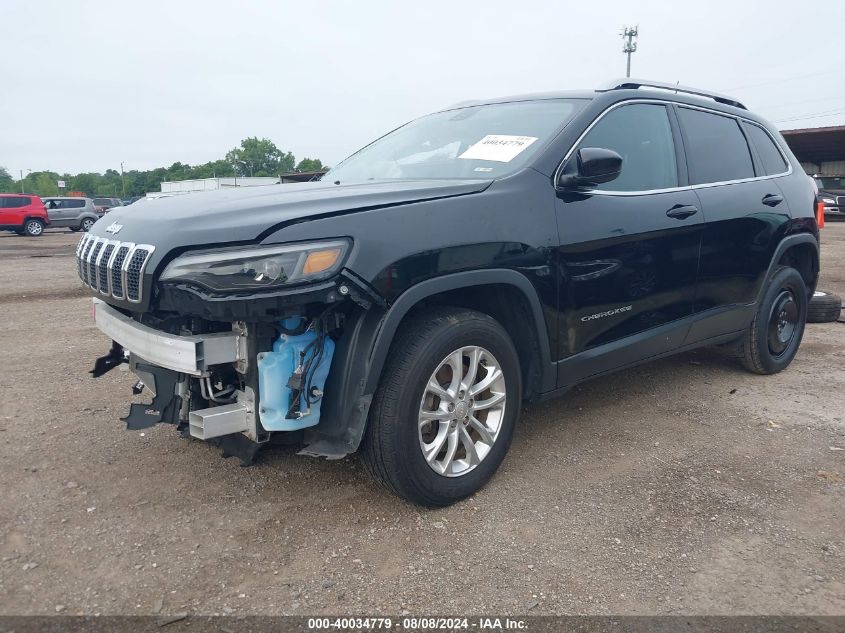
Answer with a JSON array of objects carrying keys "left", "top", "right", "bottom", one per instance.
[
  {"left": 666, "top": 204, "right": 698, "bottom": 219},
  {"left": 762, "top": 193, "right": 784, "bottom": 207}
]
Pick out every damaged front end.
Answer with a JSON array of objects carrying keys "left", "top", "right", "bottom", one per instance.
[{"left": 89, "top": 269, "right": 383, "bottom": 465}]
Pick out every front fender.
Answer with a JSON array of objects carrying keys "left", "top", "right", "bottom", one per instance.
[{"left": 302, "top": 268, "right": 554, "bottom": 458}]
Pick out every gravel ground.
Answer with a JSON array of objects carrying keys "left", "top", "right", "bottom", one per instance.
[{"left": 0, "top": 224, "right": 843, "bottom": 616}]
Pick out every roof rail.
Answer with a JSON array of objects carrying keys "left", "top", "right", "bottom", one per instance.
[{"left": 598, "top": 78, "right": 747, "bottom": 110}]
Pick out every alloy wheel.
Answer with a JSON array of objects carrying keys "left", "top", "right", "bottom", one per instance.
[{"left": 418, "top": 346, "right": 507, "bottom": 477}]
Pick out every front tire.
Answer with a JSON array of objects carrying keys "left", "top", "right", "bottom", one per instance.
[
  {"left": 361, "top": 308, "right": 521, "bottom": 506},
  {"left": 741, "top": 266, "right": 807, "bottom": 374},
  {"left": 23, "top": 219, "right": 45, "bottom": 237}
]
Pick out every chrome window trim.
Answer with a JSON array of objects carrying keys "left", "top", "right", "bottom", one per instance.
[
  {"left": 553, "top": 98, "right": 793, "bottom": 198},
  {"left": 739, "top": 118, "right": 792, "bottom": 178}
]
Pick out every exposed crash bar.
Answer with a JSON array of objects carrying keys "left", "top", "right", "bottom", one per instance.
[{"left": 92, "top": 298, "right": 242, "bottom": 375}]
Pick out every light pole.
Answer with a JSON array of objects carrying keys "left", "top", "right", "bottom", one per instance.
[
  {"left": 20, "top": 169, "right": 31, "bottom": 193},
  {"left": 621, "top": 25, "right": 638, "bottom": 78},
  {"left": 120, "top": 161, "right": 126, "bottom": 198},
  {"left": 236, "top": 159, "right": 253, "bottom": 178}
]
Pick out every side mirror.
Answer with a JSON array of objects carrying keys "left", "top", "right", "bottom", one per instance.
[{"left": 558, "top": 147, "right": 623, "bottom": 189}]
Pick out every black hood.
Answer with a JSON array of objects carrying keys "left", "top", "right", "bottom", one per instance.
[{"left": 89, "top": 179, "right": 491, "bottom": 250}]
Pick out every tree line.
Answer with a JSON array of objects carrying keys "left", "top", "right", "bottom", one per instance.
[{"left": 0, "top": 137, "right": 326, "bottom": 198}]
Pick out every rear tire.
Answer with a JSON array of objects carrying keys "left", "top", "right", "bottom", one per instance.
[
  {"left": 23, "top": 219, "right": 45, "bottom": 237},
  {"left": 741, "top": 266, "right": 807, "bottom": 374},
  {"left": 81, "top": 218, "right": 95, "bottom": 232},
  {"left": 807, "top": 291, "right": 842, "bottom": 324},
  {"left": 361, "top": 307, "right": 522, "bottom": 506}
]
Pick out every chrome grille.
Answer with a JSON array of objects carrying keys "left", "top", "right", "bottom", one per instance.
[
  {"left": 87, "top": 241, "right": 104, "bottom": 286},
  {"left": 97, "top": 243, "right": 116, "bottom": 294},
  {"left": 80, "top": 237, "right": 95, "bottom": 284},
  {"left": 110, "top": 245, "right": 130, "bottom": 299},
  {"left": 76, "top": 235, "right": 155, "bottom": 303},
  {"left": 126, "top": 248, "right": 151, "bottom": 301}
]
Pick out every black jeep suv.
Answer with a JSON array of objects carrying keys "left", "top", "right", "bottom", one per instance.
[{"left": 78, "top": 79, "right": 819, "bottom": 506}]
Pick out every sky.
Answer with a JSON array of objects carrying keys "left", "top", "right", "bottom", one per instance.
[{"left": 1, "top": 0, "right": 844, "bottom": 179}]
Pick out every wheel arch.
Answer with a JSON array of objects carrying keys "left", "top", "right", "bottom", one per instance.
[
  {"left": 775, "top": 237, "right": 819, "bottom": 298},
  {"left": 365, "top": 269, "right": 555, "bottom": 396},
  {"left": 22, "top": 216, "right": 47, "bottom": 232},
  {"left": 758, "top": 233, "right": 819, "bottom": 302},
  {"left": 304, "top": 269, "right": 555, "bottom": 458}
]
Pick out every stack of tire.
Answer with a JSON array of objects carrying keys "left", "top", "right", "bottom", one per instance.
[{"left": 809, "top": 291, "right": 843, "bottom": 323}]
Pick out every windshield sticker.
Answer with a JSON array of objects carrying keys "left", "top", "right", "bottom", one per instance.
[{"left": 459, "top": 135, "right": 538, "bottom": 163}]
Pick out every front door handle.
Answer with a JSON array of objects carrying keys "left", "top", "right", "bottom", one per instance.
[
  {"left": 762, "top": 193, "right": 784, "bottom": 207},
  {"left": 666, "top": 204, "right": 698, "bottom": 219}
]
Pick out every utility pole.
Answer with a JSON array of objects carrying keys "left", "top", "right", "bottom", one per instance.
[
  {"left": 120, "top": 161, "right": 126, "bottom": 198},
  {"left": 20, "top": 169, "right": 31, "bottom": 193},
  {"left": 621, "top": 25, "right": 638, "bottom": 78}
]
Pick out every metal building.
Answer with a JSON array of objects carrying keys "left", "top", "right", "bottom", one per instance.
[{"left": 781, "top": 125, "right": 845, "bottom": 176}]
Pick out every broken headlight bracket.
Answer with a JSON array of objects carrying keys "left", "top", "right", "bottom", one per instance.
[{"left": 336, "top": 270, "right": 386, "bottom": 311}]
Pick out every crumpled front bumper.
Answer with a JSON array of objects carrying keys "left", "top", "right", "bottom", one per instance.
[
  {"left": 92, "top": 298, "right": 245, "bottom": 375},
  {"left": 92, "top": 298, "right": 259, "bottom": 458}
]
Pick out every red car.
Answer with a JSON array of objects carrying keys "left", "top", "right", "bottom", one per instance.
[{"left": 0, "top": 194, "right": 50, "bottom": 236}]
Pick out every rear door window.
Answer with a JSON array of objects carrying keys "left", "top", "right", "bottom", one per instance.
[
  {"left": 678, "top": 107, "right": 755, "bottom": 185},
  {"left": 576, "top": 103, "right": 679, "bottom": 192},
  {"left": 66, "top": 199, "right": 85, "bottom": 208},
  {"left": 3, "top": 197, "right": 30, "bottom": 208},
  {"left": 743, "top": 122, "right": 789, "bottom": 176}
]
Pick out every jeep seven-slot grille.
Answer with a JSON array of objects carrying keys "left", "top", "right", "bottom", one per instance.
[{"left": 75, "top": 234, "right": 155, "bottom": 303}]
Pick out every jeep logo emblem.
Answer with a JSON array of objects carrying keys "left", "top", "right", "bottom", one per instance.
[{"left": 105, "top": 222, "right": 123, "bottom": 234}]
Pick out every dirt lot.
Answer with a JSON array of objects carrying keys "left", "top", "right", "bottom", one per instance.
[{"left": 0, "top": 224, "right": 843, "bottom": 617}]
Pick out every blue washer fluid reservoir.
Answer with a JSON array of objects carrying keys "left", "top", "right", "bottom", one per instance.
[{"left": 257, "top": 317, "right": 335, "bottom": 431}]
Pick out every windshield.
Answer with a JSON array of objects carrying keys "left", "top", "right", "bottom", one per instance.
[
  {"left": 815, "top": 176, "right": 845, "bottom": 190},
  {"left": 325, "top": 99, "right": 585, "bottom": 183}
]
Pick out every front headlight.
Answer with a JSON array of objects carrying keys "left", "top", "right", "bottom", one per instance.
[
  {"left": 821, "top": 197, "right": 836, "bottom": 205},
  {"left": 159, "top": 239, "right": 350, "bottom": 292}
]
